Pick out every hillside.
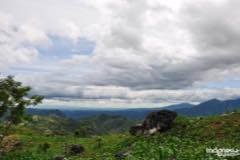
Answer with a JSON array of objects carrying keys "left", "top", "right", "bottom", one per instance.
[
  {"left": 125, "top": 112, "right": 240, "bottom": 159},
  {"left": 1, "top": 111, "right": 240, "bottom": 159},
  {"left": 78, "top": 114, "right": 135, "bottom": 135},
  {"left": 9, "top": 114, "right": 135, "bottom": 137},
  {"left": 12, "top": 115, "right": 79, "bottom": 136}
]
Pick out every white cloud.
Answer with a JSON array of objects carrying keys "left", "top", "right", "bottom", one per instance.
[
  {"left": 0, "top": 13, "right": 39, "bottom": 69},
  {"left": 14, "top": 72, "right": 240, "bottom": 105},
  {"left": 2, "top": 0, "right": 240, "bottom": 107},
  {"left": 60, "top": 55, "right": 90, "bottom": 66}
]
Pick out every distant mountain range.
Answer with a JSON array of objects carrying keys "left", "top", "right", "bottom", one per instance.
[
  {"left": 175, "top": 98, "right": 240, "bottom": 116},
  {"left": 27, "top": 108, "right": 66, "bottom": 117},
  {"left": 163, "top": 103, "right": 194, "bottom": 110},
  {"left": 26, "top": 98, "right": 240, "bottom": 119},
  {"left": 26, "top": 103, "right": 193, "bottom": 120}
]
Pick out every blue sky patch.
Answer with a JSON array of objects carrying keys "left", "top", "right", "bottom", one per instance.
[{"left": 36, "top": 35, "right": 95, "bottom": 61}]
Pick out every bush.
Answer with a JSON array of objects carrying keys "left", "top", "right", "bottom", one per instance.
[{"left": 38, "top": 142, "right": 50, "bottom": 152}]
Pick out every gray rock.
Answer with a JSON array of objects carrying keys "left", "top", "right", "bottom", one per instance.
[
  {"left": 54, "top": 156, "right": 65, "bottom": 160},
  {"left": 115, "top": 150, "right": 130, "bottom": 159},
  {"left": 129, "top": 123, "right": 143, "bottom": 136},
  {"left": 130, "top": 110, "right": 177, "bottom": 136},
  {"left": 68, "top": 144, "right": 84, "bottom": 155}
]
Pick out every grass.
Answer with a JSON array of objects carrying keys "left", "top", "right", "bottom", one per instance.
[
  {"left": 2, "top": 112, "right": 240, "bottom": 160},
  {"left": 1, "top": 134, "right": 130, "bottom": 160}
]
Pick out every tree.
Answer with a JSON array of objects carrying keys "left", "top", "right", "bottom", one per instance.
[{"left": 0, "top": 76, "right": 43, "bottom": 141}]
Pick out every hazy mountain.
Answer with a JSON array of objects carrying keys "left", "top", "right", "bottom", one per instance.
[
  {"left": 175, "top": 98, "right": 240, "bottom": 116},
  {"left": 26, "top": 103, "right": 193, "bottom": 120},
  {"left": 163, "top": 103, "right": 193, "bottom": 110},
  {"left": 26, "top": 98, "right": 240, "bottom": 119},
  {"left": 26, "top": 108, "right": 66, "bottom": 117}
]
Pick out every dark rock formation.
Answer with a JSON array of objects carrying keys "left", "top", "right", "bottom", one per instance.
[
  {"left": 54, "top": 156, "right": 65, "bottom": 160},
  {"left": 129, "top": 124, "right": 143, "bottom": 136},
  {"left": 129, "top": 110, "right": 177, "bottom": 136},
  {"left": 68, "top": 144, "right": 84, "bottom": 155},
  {"left": 143, "top": 110, "right": 177, "bottom": 132},
  {"left": 115, "top": 149, "right": 130, "bottom": 159}
]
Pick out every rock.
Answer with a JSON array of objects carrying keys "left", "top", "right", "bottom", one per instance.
[
  {"left": 143, "top": 110, "right": 177, "bottom": 132},
  {"left": 54, "top": 156, "right": 65, "bottom": 160},
  {"left": 68, "top": 144, "right": 84, "bottom": 155},
  {"left": 115, "top": 150, "right": 130, "bottom": 159},
  {"left": 129, "top": 110, "right": 177, "bottom": 136},
  {"left": 148, "top": 128, "right": 158, "bottom": 135},
  {"left": 0, "top": 135, "right": 22, "bottom": 154},
  {"left": 129, "top": 123, "right": 143, "bottom": 136}
]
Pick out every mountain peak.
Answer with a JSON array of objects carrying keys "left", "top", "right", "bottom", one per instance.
[{"left": 201, "top": 98, "right": 221, "bottom": 105}]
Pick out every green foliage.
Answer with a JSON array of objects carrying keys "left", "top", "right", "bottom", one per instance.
[
  {"left": 0, "top": 76, "right": 43, "bottom": 140},
  {"left": 9, "top": 113, "right": 135, "bottom": 138},
  {"left": 74, "top": 125, "right": 93, "bottom": 138},
  {"left": 38, "top": 142, "right": 51, "bottom": 152},
  {"left": 0, "top": 76, "right": 43, "bottom": 122},
  {"left": 2, "top": 111, "right": 240, "bottom": 160},
  {"left": 79, "top": 114, "right": 135, "bottom": 135},
  {"left": 126, "top": 112, "right": 240, "bottom": 160}
]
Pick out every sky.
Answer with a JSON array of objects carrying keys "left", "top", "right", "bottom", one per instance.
[{"left": 1, "top": 0, "right": 240, "bottom": 108}]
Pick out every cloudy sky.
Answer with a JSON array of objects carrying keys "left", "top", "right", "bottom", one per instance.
[{"left": 1, "top": 0, "right": 240, "bottom": 108}]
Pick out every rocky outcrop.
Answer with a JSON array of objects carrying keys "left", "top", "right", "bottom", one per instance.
[
  {"left": 129, "top": 123, "right": 144, "bottom": 136},
  {"left": 67, "top": 144, "right": 84, "bottom": 155},
  {"left": 129, "top": 110, "right": 177, "bottom": 136}
]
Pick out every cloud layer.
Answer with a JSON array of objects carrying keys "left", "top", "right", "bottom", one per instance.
[{"left": 1, "top": 0, "right": 240, "bottom": 107}]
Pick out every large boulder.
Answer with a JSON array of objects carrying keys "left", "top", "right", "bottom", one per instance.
[{"left": 130, "top": 110, "right": 177, "bottom": 136}]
